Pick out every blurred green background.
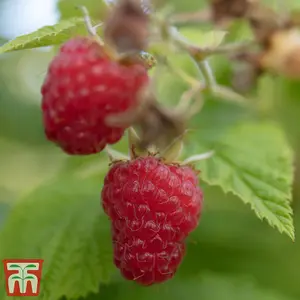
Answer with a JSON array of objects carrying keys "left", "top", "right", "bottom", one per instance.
[{"left": 1, "top": 0, "right": 300, "bottom": 299}]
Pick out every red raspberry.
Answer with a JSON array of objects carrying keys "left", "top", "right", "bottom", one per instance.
[
  {"left": 101, "top": 156, "right": 203, "bottom": 285},
  {"left": 113, "top": 234, "right": 185, "bottom": 285},
  {"left": 41, "top": 37, "right": 148, "bottom": 155}
]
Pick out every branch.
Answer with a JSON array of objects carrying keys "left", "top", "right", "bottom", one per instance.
[{"left": 170, "top": 9, "right": 212, "bottom": 25}]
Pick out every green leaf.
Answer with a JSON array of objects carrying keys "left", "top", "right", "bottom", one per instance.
[
  {"left": 85, "top": 273, "right": 296, "bottom": 300},
  {"left": 177, "top": 27, "right": 227, "bottom": 48},
  {"left": 58, "top": 0, "right": 108, "bottom": 20},
  {"left": 0, "top": 175, "right": 115, "bottom": 300},
  {"left": 11, "top": 276, "right": 22, "bottom": 280},
  {"left": 187, "top": 121, "right": 294, "bottom": 240},
  {"left": 0, "top": 18, "right": 86, "bottom": 54}
]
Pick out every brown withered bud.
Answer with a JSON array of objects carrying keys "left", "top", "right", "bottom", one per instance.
[
  {"left": 210, "top": 0, "right": 255, "bottom": 24},
  {"left": 103, "top": 0, "right": 150, "bottom": 54},
  {"left": 105, "top": 86, "right": 186, "bottom": 152},
  {"left": 258, "top": 28, "right": 300, "bottom": 79},
  {"left": 247, "top": 2, "right": 291, "bottom": 47},
  {"left": 232, "top": 26, "right": 300, "bottom": 80},
  {"left": 227, "top": 2, "right": 300, "bottom": 80}
]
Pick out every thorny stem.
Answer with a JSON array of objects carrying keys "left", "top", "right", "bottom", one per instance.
[{"left": 76, "top": 6, "right": 104, "bottom": 44}]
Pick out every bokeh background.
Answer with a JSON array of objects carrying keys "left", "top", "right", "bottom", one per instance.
[{"left": 1, "top": 0, "right": 300, "bottom": 299}]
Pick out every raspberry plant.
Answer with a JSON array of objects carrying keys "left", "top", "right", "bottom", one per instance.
[{"left": 0, "top": 0, "right": 299, "bottom": 299}]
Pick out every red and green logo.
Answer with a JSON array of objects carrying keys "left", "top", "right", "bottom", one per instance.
[{"left": 3, "top": 259, "right": 44, "bottom": 296}]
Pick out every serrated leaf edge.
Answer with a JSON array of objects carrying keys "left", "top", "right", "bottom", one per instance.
[{"left": 0, "top": 17, "right": 85, "bottom": 54}]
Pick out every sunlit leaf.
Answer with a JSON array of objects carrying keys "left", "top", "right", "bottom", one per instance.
[{"left": 0, "top": 18, "right": 86, "bottom": 54}]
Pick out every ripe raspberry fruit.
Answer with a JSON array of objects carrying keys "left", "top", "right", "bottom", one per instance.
[
  {"left": 101, "top": 156, "right": 203, "bottom": 285},
  {"left": 41, "top": 37, "right": 148, "bottom": 155},
  {"left": 113, "top": 234, "right": 186, "bottom": 285}
]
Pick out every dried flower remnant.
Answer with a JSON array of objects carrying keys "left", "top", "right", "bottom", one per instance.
[
  {"left": 210, "top": 0, "right": 255, "bottom": 24},
  {"left": 247, "top": 2, "right": 291, "bottom": 46},
  {"left": 105, "top": 86, "right": 186, "bottom": 151},
  {"left": 227, "top": 2, "right": 300, "bottom": 82},
  {"left": 258, "top": 28, "right": 300, "bottom": 79},
  {"left": 103, "top": 0, "right": 150, "bottom": 54},
  {"left": 245, "top": 4, "right": 300, "bottom": 79}
]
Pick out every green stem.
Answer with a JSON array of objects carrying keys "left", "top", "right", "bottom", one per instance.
[
  {"left": 76, "top": 5, "right": 104, "bottom": 45},
  {"left": 166, "top": 23, "right": 251, "bottom": 107},
  {"left": 196, "top": 59, "right": 216, "bottom": 90},
  {"left": 191, "top": 52, "right": 249, "bottom": 106},
  {"left": 212, "top": 85, "right": 250, "bottom": 106},
  {"left": 168, "top": 24, "right": 254, "bottom": 58},
  {"left": 204, "top": 41, "right": 255, "bottom": 56}
]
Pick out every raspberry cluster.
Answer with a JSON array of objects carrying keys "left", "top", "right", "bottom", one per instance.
[
  {"left": 40, "top": 0, "right": 206, "bottom": 286},
  {"left": 101, "top": 156, "right": 203, "bottom": 285}
]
